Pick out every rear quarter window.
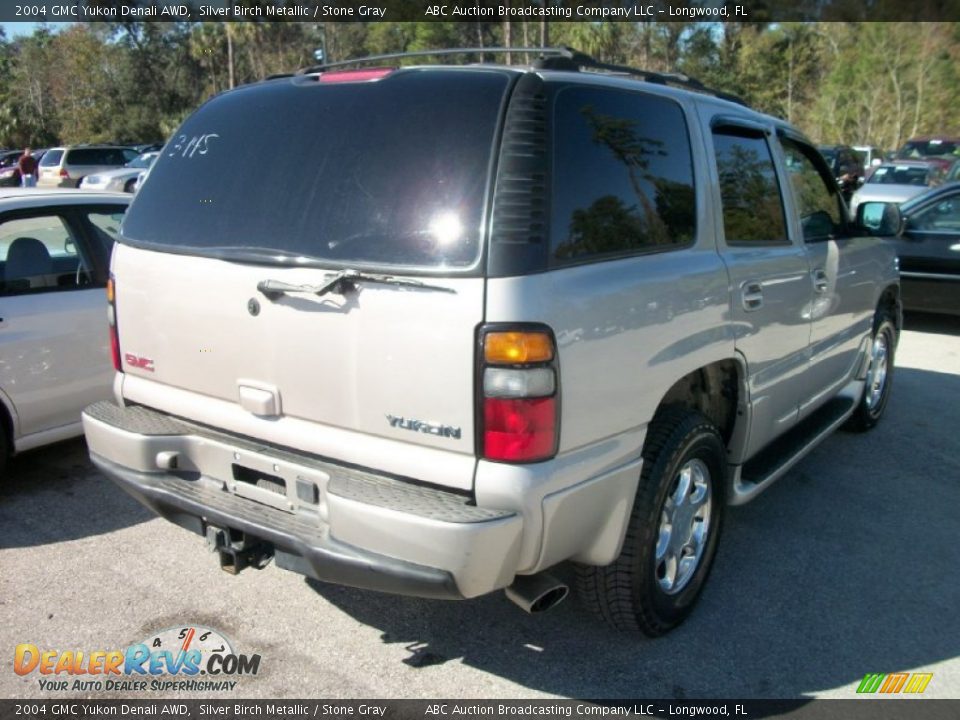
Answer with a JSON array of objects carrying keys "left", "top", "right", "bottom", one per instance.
[
  {"left": 40, "top": 150, "right": 63, "bottom": 166},
  {"left": 550, "top": 86, "right": 696, "bottom": 264}
]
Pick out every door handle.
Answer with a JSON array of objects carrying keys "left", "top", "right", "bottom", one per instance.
[
  {"left": 741, "top": 282, "right": 763, "bottom": 311},
  {"left": 812, "top": 269, "right": 829, "bottom": 294}
]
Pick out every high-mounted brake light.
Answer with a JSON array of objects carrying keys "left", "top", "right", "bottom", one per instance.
[
  {"left": 107, "top": 277, "right": 121, "bottom": 372},
  {"left": 479, "top": 327, "right": 559, "bottom": 463},
  {"left": 318, "top": 67, "right": 394, "bottom": 83}
]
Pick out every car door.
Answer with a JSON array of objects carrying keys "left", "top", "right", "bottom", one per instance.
[
  {"left": 710, "top": 120, "right": 813, "bottom": 460},
  {"left": 897, "top": 186, "right": 960, "bottom": 314},
  {"left": 0, "top": 205, "right": 121, "bottom": 446},
  {"left": 777, "top": 135, "right": 876, "bottom": 417}
]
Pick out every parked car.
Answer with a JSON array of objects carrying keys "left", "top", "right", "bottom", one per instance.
[
  {"left": 883, "top": 181, "right": 960, "bottom": 316},
  {"left": 37, "top": 145, "right": 138, "bottom": 189},
  {"left": 79, "top": 152, "right": 160, "bottom": 193},
  {"left": 894, "top": 136, "right": 960, "bottom": 173},
  {"left": 82, "top": 48, "right": 900, "bottom": 636},
  {"left": 849, "top": 160, "right": 946, "bottom": 215},
  {"left": 0, "top": 151, "right": 24, "bottom": 188},
  {"left": 0, "top": 189, "right": 130, "bottom": 475}
]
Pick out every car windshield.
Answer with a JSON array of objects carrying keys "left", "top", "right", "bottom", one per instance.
[
  {"left": 866, "top": 165, "right": 937, "bottom": 186},
  {"left": 819, "top": 148, "right": 837, "bottom": 163},
  {"left": 896, "top": 140, "right": 959, "bottom": 158},
  {"left": 121, "top": 70, "right": 510, "bottom": 271}
]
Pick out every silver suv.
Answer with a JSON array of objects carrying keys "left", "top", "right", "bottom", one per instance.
[
  {"left": 38, "top": 145, "right": 138, "bottom": 189},
  {"left": 83, "top": 49, "right": 901, "bottom": 636}
]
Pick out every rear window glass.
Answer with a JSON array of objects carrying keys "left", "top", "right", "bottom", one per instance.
[
  {"left": 40, "top": 150, "right": 63, "bottom": 166},
  {"left": 550, "top": 86, "right": 696, "bottom": 263},
  {"left": 122, "top": 70, "right": 511, "bottom": 270},
  {"left": 868, "top": 165, "right": 938, "bottom": 186}
]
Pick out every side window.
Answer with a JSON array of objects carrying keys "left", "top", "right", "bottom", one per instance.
[
  {"left": 86, "top": 210, "right": 125, "bottom": 260},
  {"left": 550, "top": 86, "right": 696, "bottom": 263},
  {"left": 908, "top": 196, "right": 960, "bottom": 232},
  {"left": 122, "top": 149, "right": 139, "bottom": 163},
  {"left": 780, "top": 138, "right": 844, "bottom": 242},
  {"left": 712, "top": 128, "right": 788, "bottom": 245},
  {"left": 0, "top": 215, "right": 92, "bottom": 296}
]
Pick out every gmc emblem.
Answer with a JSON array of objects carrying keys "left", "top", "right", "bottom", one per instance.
[{"left": 125, "top": 353, "right": 155, "bottom": 372}]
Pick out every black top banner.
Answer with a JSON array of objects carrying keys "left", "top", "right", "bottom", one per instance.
[{"left": 3, "top": 0, "right": 959, "bottom": 23}]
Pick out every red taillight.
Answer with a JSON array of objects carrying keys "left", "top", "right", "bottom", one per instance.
[
  {"left": 107, "top": 277, "right": 121, "bottom": 372},
  {"left": 318, "top": 67, "right": 394, "bottom": 83},
  {"left": 59, "top": 168, "right": 70, "bottom": 178},
  {"left": 109, "top": 326, "right": 121, "bottom": 372},
  {"left": 479, "top": 326, "right": 559, "bottom": 463},
  {"left": 483, "top": 397, "right": 556, "bottom": 462}
]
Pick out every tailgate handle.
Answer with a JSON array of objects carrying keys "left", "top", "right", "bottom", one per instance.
[{"left": 238, "top": 383, "right": 281, "bottom": 417}]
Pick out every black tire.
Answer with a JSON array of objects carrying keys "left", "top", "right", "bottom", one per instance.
[
  {"left": 845, "top": 310, "right": 897, "bottom": 432},
  {"left": 0, "top": 420, "right": 7, "bottom": 480},
  {"left": 124, "top": 178, "right": 136, "bottom": 193},
  {"left": 576, "top": 406, "right": 726, "bottom": 636}
]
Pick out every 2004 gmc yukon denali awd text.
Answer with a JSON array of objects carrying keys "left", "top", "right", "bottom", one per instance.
[{"left": 82, "top": 48, "right": 902, "bottom": 637}]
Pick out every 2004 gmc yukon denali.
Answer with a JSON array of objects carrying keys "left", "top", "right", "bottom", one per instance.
[{"left": 83, "top": 48, "right": 902, "bottom": 636}]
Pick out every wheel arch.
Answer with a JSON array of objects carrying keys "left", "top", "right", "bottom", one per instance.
[{"left": 653, "top": 356, "right": 750, "bottom": 465}]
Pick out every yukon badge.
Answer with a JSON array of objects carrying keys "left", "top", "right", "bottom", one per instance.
[{"left": 386, "top": 414, "right": 461, "bottom": 440}]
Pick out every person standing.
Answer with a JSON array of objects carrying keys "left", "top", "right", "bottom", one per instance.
[{"left": 18, "top": 148, "right": 38, "bottom": 188}]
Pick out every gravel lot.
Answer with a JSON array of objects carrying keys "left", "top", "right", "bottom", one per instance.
[{"left": 2, "top": 313, "right": 958, "bottom": 700}]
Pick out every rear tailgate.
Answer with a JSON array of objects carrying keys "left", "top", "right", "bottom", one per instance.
[{"left": 112, "top": 244, "right": 483, "bottom": 490}]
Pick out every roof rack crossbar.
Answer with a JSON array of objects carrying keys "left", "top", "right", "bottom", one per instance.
[{"left": 293, "top": 45, "right": 748, "bottom": 107}]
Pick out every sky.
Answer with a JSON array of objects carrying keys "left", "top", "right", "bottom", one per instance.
[{"left": 1, "top": 22, "right": 70, "bottom": 39}]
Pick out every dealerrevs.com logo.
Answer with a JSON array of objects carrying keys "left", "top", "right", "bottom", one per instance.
[{"left": 14, "top": 626, "right": 261, "bottom": 693}]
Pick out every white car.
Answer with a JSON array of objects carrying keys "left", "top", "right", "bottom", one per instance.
[
  {"left": 849, "top": 160, "right": 945, "bottom": 215},
  {"left": 79, "top": 152, "right": 160, "bottom": 193},
  {"left": 0, "top": 189, "right": 130, "bottom": 475}
]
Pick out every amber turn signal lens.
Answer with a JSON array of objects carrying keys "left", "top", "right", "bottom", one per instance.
[
  {"left": 485, "top": 332, "right": 554, "bottom": 364},
  {"left": 106, "top": 278, "right": 115, "bottom": 304}
]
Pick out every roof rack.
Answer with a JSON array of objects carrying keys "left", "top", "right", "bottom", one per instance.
[
  {"left": 292, "top": 46, "right": 748, "bottom": 107},
  {"left": 295, "top": 46, "right": 571, "bottom": 76}
]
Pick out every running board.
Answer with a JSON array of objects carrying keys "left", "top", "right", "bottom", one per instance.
[{"left": 728, "top": 395, "right": 857, "bottom": 505}]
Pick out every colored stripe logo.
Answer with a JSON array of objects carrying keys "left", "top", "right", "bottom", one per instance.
[{"left": 857, "top": 672, "right": 933, "bottom": 694}]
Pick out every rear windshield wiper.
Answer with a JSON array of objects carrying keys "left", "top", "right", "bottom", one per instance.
[{"left": 257, "top": 268, "right": 456, "bottom": 300}]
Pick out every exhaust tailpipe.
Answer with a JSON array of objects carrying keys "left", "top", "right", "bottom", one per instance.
[{"left": 505, "top": 572, "right": 569, "bottom": 614}]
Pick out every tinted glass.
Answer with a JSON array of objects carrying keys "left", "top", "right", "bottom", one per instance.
[
  {"left": 550, "top": 86, "right": 695, "bottom": 262},
  {"left": 897, "top": 140, "right": 959, "bottom": 158},
  {"left": 907, "top": 193, "right": 960, "bottom": 232},
  {"left": 781, "top": 138, "right": 843, "bottom": 241},
  {"left": 713, "top": 130, "right": 788, "bottom": 244},
  {"left": 123, "top": 70, "right": 511, "bottom": 270},
  {"left": 39, "top": 150, "right": 63, "bottom": 167},
  {"left": 67, "top": 148, "right": 125, "bottom": 165}
]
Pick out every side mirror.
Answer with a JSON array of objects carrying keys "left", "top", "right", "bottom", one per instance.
[{"left": 856, "top": 201, "right": 903, "bottom": 236}]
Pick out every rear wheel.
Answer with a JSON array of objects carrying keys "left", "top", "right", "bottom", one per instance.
[
  {"left": 845, "top": 309, "right": 897, "bottom": 432},
  {"left": 577, "top": 407, "right": 726, "bottom": 636},
  {"left": 0, "top": 420, "right": 8, "bottom": 479}
]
